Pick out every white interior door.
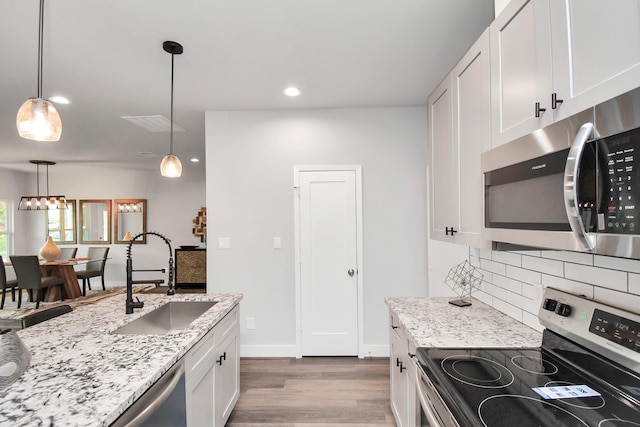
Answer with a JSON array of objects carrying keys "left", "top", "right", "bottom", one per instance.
[{"left": 298, "top": 170, "right": 358, "bottom": 355}]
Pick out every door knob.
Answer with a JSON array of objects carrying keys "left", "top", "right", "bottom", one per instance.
[{"left": 348, "top": 269, "right": 355, "bottom": 277}]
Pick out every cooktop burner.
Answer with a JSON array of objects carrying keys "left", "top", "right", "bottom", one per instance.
[{"left": 417, "top": 332, "right": 640, "bottom": 427}]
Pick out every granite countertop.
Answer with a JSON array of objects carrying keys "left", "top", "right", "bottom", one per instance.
[
  {"left": 0, "top": 291, "right": 243, "bottom": 427},
  {"left": 385, "top": 297, "right": 542, "bottom": 348}
]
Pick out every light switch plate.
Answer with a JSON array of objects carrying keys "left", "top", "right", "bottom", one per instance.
[
  {"left": 218, "top": 237, "right": 231, "bottom": 249},
  {"left": 273, "top": 237, "right": 281, "bottom": 249}
]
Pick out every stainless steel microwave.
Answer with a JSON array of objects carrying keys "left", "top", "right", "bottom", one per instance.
[{"left": 482, "top": 87, "right": 640, "bottom": 259}]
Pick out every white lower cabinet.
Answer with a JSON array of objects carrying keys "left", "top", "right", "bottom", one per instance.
[
  {"left": 389, "top": 311, "right": 418, "bottom": 427},
  {"left": 185, "top": 305, "right": 240, "bottom": 426}
]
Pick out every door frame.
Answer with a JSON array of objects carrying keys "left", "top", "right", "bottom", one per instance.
[{"left": 293, "top": 165, "right": 364, "bottom": 358}]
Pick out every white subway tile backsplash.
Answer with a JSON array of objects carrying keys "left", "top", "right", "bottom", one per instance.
[
  {"left": 540, "top": 274, "right": 594, "bottom": 298},
  {"left": 473, "top": 290, "right": 493, "bottom": 306},
  {"left": 491, "top": 251, "right": 522, "bottom": 267},
  {"left": 629, "top": 273, "right": 640, "bottom": 296},
  {"left": 477, "top": 248, "right": 492, "bottom": 261},
  {"left": 522, "top": 311, "right": 544, "bottom": 332},
  {"left": 457, "top": 248, "right": 640, "bottom": 332},
  {"left": 506, "top": 265, "right": 542, "bottom": 285},
  {"left": 593, "top": 287, "right": 640, "bottom": 314},
  {"left": 522, "top": 255, "right": 564, "bottom": 277},
  {"left": 594, "top": 255, "right": 640, "bottom": 274},
  {"left": 480, "top": 258, "right": 506, "bottom": 276},
  {"left": 493, "top": 274, "right": 522, "bottom": 294},
  {"left": 541, "top": 250, "right": 593, "bottom": 265},
  {"left": 492, "top": 298, "right": 523, "bottom": 322},
  {"left": 564, "top": 263, "right": 627, "bottom": 292},
  {"left": 504, "top": 290, "right": 538, "bottom": 315}
]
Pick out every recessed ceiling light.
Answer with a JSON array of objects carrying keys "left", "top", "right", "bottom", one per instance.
[
  {"left": 190, "top": 158, "right": 199, "bottom": 163},
  {"left": 283, "top": 87, "right": 301, "bottom": 97},
  {"left": 49, "top": 96, "right": 70, "bottom": 104}
]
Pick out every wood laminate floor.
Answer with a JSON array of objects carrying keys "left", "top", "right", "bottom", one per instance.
[{"left": 226, "top": 357, "right": 396, "bottom": 427}]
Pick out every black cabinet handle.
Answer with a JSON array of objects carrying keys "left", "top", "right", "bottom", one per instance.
[
  {"left": 551, "top": 93, "right": 564, "bottom": 109},
  {"left": 399, "top": 362, "right": 406, "bottom": 373},
  {"left": 408, "top": 353, "right": 416, "bottom": 359},
  {"left": 216, "top": 352, "right": 227, "bottom": 366},
  {"left": 396, "top": 357, "right": 401, "bottom": 367},
  {"left": 535, "top": 102, "right": 546, "bottom": 118},
  {"left": 391, "top": 325, "right": 398, "bottom": 330},
  {"left": 445, "top": 227, "right": 457, "bottom": 236}
]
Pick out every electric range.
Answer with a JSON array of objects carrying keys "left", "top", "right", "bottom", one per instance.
[{"left": 415, "top": 287, "right": 640, "bottom": 427}]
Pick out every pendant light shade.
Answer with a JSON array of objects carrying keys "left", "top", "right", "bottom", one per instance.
[
  {"left": 17, "top": 98, "right": 62, "bottom": 141},
  {"left": 160, "top": 154, "right": 182, "bottom": 178},
  {"left": 17, "top": 0, "right": 62, "bottom": 142},
  {"left": 160, "top": 41, "right": 183, "bottom": 178}
]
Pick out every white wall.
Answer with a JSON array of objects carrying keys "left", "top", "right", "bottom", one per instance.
[
  {"left": 1, "top": 164, "right": 205, "bottom": 285},
  {"left": 205, "top": 107, "right": 429, "bottom": 357}
]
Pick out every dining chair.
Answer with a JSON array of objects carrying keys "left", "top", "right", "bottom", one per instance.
[
  {"left": 0, "top": 255, "right": 19, "bottom": 309},
  {"left": 76, "top": 247, "right": 109, "bottom": 296},
  {"left": 10, "top": 255, "right": 65, "bottom": 309},
  {"left": 58, "top": 247, "right": 78, "bottom": 261}
]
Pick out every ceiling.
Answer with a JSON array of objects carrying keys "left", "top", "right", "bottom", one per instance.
[{"left": 0, "top": 0, "right": 494, "bottom": 173}]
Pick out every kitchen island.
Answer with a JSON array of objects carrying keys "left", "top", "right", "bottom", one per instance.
[
  {"left": 0, "top": 291, "right": 242, "bottom": 426},
  {"left": 385, "top": 296, "right": 542, "bottom": 427}
]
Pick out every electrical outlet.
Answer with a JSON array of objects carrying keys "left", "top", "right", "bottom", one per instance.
[
  {"left": 218, "top": 237, "right": 230, "bottom": 249},
  {"left": 247, "top": 317, "right": 255, "bottom": 330},
  {"left": 534, "top": 283, "right": 544, "bottom": 305},
  {"left": 273, "top": 237, "right": 281, "bottom": 249}
]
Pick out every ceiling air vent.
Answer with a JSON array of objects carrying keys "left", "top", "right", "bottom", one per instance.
[{"left": 120, "top": 115, "right": 185, "bottom": 133}]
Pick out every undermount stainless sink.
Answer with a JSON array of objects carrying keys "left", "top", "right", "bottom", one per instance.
[{"left": 112, "top": 301, "right": 217, "bottom": 335}]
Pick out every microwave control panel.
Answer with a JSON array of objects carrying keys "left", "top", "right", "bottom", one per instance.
[{"left": 600, "top": 127, "right": 640, "bottom": 234}]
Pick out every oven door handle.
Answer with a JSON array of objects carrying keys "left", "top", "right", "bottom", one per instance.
[
  {"left": 414, "top": 359, "right": 445, "bottom": 427},
  {"left": 564, "top": 122, "right": 597, "bottom": 251}
]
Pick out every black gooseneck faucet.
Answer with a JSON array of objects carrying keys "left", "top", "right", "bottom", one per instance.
[{"left": 126, "top": 231, "right": 175, "bottom": 314}]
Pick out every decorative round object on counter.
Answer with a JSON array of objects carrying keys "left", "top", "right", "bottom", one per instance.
[
  {"left": 39, "top": 235, "right": 61, "bottom": 262},
  {"left": 0, "top": 329, "right": 31, "bottom": 389}
]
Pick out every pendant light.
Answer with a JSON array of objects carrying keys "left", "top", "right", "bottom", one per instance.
[
  {"left": 18, "top": 160, "right": 67, "bottom": 211},
  {"left": 16, "top": 0, "right": 62, "bottom": 142},
  {"left": 160, "top": 41, "right": 183, "bottom": 178}
]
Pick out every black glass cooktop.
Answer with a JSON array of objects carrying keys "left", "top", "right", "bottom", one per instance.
[{"left": 417, "top": 331, "right": 640, "bottom": 427}]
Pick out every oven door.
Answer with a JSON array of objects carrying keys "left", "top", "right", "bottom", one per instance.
[{"left": 414, "top": 359, "right": 460, "bottom": 427}]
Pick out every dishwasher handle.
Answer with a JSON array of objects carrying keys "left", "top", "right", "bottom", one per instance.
[{"left": 113, "top": 361, "right": 185, "bottom": 427}]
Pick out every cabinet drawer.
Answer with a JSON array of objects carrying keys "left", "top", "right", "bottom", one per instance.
[
  {"left": 186, "top": 328, "right": 215, "bottom": 376},
  {"left": 215, "top": 305, "right": 239, "bottom": 341}
]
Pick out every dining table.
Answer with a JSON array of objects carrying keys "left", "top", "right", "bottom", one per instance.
[
  {"left": 40, "top": 258, "right": 93, "bottom": 301},
  {"left": 3, "top": 257, "right": 94, "bottom": 303}
]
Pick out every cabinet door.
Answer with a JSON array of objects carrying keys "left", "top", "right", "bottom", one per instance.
[
  {"left": 389, "top": 327, "right": 408, "bottom": 427},
  {"left": 452, "top": 29, "right": 492, "bottom": 248},
  {"left": 490, "top": 0, "right": 553, "bottom": 147},
  {"left": 186, "top": 359, "right": 215, "bottom": 427},
  {"left": 215, "top": 324, "right": 240, "bottom": 427},
  {"left": 550, "top": 0, "right": 640, "bottom": 120},
  {"left": 428, "top": 75, "right": 455, "bottom": 239}
]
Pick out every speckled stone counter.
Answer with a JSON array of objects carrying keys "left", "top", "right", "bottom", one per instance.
[
  {"left": 0, "top": 292, "right": 242, "bottom": 427},
  {"left": 385, "top": 297, "right": 542, "bottom": 348}
]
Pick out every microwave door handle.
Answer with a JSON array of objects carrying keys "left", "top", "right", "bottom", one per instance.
[{"left": 564, "top": 122, "right": 597, "bottom": 251}]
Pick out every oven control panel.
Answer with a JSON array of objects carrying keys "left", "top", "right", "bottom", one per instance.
[
  {"left": 539, "top": 287, "right": 640, "bottom": 370},
  {"left": 589, "top": 308, "right": 640, "bottom": 353}
]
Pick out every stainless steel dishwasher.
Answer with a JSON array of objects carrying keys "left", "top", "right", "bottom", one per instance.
[{"left": 111, "top": 358, "right": 186, "bottom": 427}]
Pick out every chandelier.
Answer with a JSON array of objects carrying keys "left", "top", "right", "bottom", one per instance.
[{"left": 18, "top": 160, "right": 67, "bottom": 211}]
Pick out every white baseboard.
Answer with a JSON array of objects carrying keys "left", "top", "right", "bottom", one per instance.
[
  {"left": 359, "top": 344, "right": 389, "bottom": 358},
  {"left": 240, "top": 344, "right": 390, "bottom": 358},
  {"left": 240, "top": 344, "right": 299, "bottom": 358}
]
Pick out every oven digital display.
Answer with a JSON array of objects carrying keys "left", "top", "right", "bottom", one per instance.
[{"left": 589, "top": 308, "right": 640, "bottom": 353}]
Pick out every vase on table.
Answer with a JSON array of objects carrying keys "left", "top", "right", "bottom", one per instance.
[{"left": 39, "top": 236, "right": 61, "bottom": 262}]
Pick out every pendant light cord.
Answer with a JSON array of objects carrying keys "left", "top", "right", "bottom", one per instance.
[
  {"left": 169, "top": 51, "right": 175, "bottom": 155},
  {"left": 37, "top": 0, "right": 45, "bottom": 98}
]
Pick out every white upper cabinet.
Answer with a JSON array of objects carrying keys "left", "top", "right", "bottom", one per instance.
[
  {"left": 491, "top": 0, "right": 640, "bottom": 147},
  {"left": 550, "top": 0, "right": 640, "bottom": 120},
  {"left": 429, "top": 29, "right": 491, "bottom": 248},
  {"left": 490, "top": 0, "right": 553, "bottom": 147}
]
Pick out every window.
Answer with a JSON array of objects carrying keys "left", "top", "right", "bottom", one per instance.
[
  {"left": 47, "top": 200, "right": 77, "bottom": 244},
  {"left": 0, "top": 200, "right": 10, "bottom": 258}
]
